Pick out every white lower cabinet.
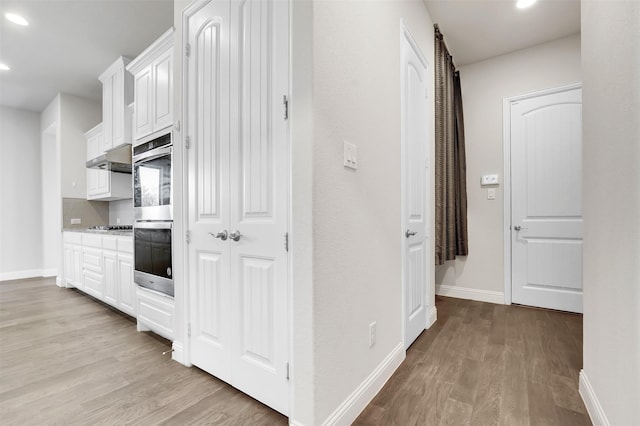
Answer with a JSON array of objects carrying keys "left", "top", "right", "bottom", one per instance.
[
  {"left": 63, "top": 232, "right": 136, "bottom": 317},
  {"left": 63, "top": 233, "right": 83, "bottom": 290},
  {"left": 136, "top": 286, "right": 174, "bottom": 340},
  {"left": 117, "top": 253, "right": 135, "bottom": 316}
]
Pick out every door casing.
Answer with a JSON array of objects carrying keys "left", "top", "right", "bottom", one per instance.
[{"left": 502, "top": 82, "right": 583, "bottom": 304}]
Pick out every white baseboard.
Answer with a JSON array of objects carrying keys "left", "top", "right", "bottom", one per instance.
[
  {"left": 579, "top": 369, "right": 610, "bottom": 426},
  {"left": 436, "top": 284, "right": 504, "bottom": 305},
  {"left": 321, "top": 342, "right": 405, "bottom": 426},
  {"left": 427, "top": 306, "right": 438, "bottom": 329},
  {"left": 171, "top": 341, "right": 190, "bottom": 366},
  {"left": 42, "top": 268, "right": 58, "bottom": 277},
  {"left": 0, "top": 269, "right": 46, "bottom": 282}
]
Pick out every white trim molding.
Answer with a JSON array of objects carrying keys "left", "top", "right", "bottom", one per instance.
[
  {"left": 427, "top": 306, "right": 438, "bottom": 329},
  {"left": 0, "top": 269, "right": 51, "bottom": 282},
  {"left": 321, "top": 343, "right": 405, "bottom": 426},
  {"left": 502, "top": 82, "right": 582, "bottom": 306},
  {"left": 436, "top": 284, "right": 504, "bottom": 305},
  {"left": 579, "top": 369, "right": 610, "bottom": 426}
]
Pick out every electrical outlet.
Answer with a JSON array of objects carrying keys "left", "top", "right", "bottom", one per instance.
[
  {"left": 369, "top": 321, "right": 376, "bottom": 348},
  {"left": 70, "top": 218, "right": 81, "bottom": 225},
  {"left": 116, "top": 217, "right": 121, "bottom": 224}
]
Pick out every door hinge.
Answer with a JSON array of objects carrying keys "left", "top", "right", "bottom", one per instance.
[
  {"left": 286, "top": 362, "right": 290, "bottom": 380},
  {"left": 283, "top": 95, "right": 289, "bottom": 120},
  {"left": 187, "top": 323, "right": 191, "bottom": 337},
  {"left": 186, "top": 230, "right": 191, "bottom": 244},
  {"left": 185, "top": 136, "right": 191, "bottom": 149},
  {"left": 284, "top": 232, "right": 289, "bottom": 252},
  {"left": 185, "top": 43, "right": 191, "bottom": 57}
]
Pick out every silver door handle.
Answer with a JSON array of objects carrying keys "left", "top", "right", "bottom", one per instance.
[
  {"left": 513, "top": 225, "right": 528, "bottom": 231},
  {"left": 209, "top": 230, "right": 228, "bottom": 241},
  {"left": 229, "top": 230, "right": 242, "bottom": 242},
  {"left": 405, "top": 229, "right": 417, "bottom": 238}
]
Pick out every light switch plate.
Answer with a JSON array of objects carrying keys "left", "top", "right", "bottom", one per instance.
[
  {"left": 481, "top": 174, "right": 499, "bottom": 186},
  {"left": 344, "top": 141, "right": 358, "bottom": 170},
  {"left": 487, "top": 188, "right": 496, "bottom": 200}
]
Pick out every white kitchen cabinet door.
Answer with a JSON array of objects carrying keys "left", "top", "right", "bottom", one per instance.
[
  {"left": 128, "top": 29, "right": 174, "bottom": 141},
  {"left": 103, "top": 250, "right": 118, "bottom": 307},
  {"left": 64, "top": 245, "right": 74, "bottom": 287},
  {"left": 117, "top": 253, "right": 135, "bottom": 316},
  {"left": 152, "top": 48, "right": 173, "bottom": 133},
  {"left": 82, "top": 269, "right": 103, "bottom": 300},
  {"left": 102, "top": 75, "right": 114, "bottom": 152},
  {"left": 100, "top": 57, "right": 133, "bottom": 151},
  {"left": 133, "top": 64, "right": 153, "bottom": 140},
  {"left": 186, "top": 0, "right": 290, "bottom": 415}
]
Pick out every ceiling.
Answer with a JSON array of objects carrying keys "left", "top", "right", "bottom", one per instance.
[
  {"left": 0, "top": 0, "right": 580, "bottom": 112},
  {"left": 424, "top": 0, "right": 581, "bottom": 67},
  {"left": 0, "top": 0, "right": 174, "bottom": 112}
]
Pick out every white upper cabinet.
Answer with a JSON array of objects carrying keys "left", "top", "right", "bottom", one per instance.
[
  {"left": 99, "top": 57, "right": 134, "bottom": 151},
  {"left": 127, "top": 28, "right": 174, "bottom": 140}
]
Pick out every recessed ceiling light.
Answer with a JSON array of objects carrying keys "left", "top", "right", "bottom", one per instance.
[
  {"left": 516, "top": 0, "right": 537, "bottom": 9},
  {"left": 0, "top": 63, "right": 10, "bottom": 71},
  {"left": 5, "top": 13, "right": 29, "bottom": 26}
]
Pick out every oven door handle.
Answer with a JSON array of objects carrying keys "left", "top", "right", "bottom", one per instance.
[
  {"left": 134, "top": 221, "right": 173, "bottom": 230},
  {"left": 133, "top": 146, "right": 172, "bottom": 164}
]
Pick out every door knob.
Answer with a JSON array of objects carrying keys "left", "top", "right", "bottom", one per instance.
[
  {"left": 209, "top": 230, "right": 228, "bottom": 241},
  {"left": 513, "top": 225, "right": 528, "bottom": 231},
  {"left": 405, "top": 229, "right": 417, "bottom": 238},
  {"left": 229, "top": 230, "right": 242, "bottom": 242}
]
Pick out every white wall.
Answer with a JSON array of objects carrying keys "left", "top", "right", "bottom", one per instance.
[
  {"left": 580, "top": 1, "right": 640, "bottom": 424},
  {"left": 0, "top": 106, "right": 43, "bottom": 280},
  {"left": 58, "top": 93, "right": 101, "bottom": 199},
  {"left": 310, "top": 1, "right": 434, "bottom": 423},
  {"left": 41, "top": 128, "right": 59, "bottom": 275},
  {"left": 436, "top": 34, "right": 581, "bottom": 300}
]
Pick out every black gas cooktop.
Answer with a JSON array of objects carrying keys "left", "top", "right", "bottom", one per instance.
[{"left": 88, "top": 225, "right": 133, "bottom": 231}]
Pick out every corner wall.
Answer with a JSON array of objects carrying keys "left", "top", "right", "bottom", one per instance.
[
  {"left": 437, "top": 34, "right": 581, "bottom": 301},
  {"left": 310, "top": 1, "right": 434, "bottom": 423},
  {"left": 580, "top": 1, "right": 640, "bottom": 424},
  {"left": 0, "top": 106, "right": 43, "bottom": 280}
]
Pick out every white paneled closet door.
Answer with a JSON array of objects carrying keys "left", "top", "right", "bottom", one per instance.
[
  {"left": 510, "top": 87, "right": 583, "bottom": 313},
  {"left": 186, "top": 0, "right": 289, "bottom": 416}
]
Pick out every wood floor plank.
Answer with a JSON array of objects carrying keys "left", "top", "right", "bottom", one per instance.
[{"left": 3, "top": 278, "right": 590, "bottom": 425}]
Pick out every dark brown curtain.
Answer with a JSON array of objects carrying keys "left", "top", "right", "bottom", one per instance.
[{"left": 435, "top": 25, "right": 468, "bottom": 265}]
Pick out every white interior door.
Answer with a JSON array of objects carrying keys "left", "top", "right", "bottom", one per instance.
[
  {"left": 228, "top": 0, "right": 289, "bottom": 415},
  {"left": 186, "top": 0, "right": 289, "bottom": 415},
  {"left": 401, "top": 25, "right": 430, "bottom": 349},
  {"left": 511, "top": 86, "right": 583, "bottom": 313},
  {"left": 187, "top": 0, "right": 232, "bottom": 384}
]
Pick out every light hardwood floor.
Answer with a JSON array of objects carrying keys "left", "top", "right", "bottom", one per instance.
[
  {"left": 355, "top": 296, "right": 590, "bottom": 425},
  {"left": 1, "top": 278, "right": 589, "bottom": 425}
]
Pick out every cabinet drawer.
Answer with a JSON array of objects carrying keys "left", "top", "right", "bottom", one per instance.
[
  {"left": 82, "top": 234, "right": 102, "bottom": 248},
  {"left": 117, "top": 236, "right": 133, "bottom": 253},
  {"left": 102, "top": 236, "right": 118, "bottom": 251},
  {"left": 82, "top": 269, "right": 103, "bottom": 299},
  {"left": 82, "top": 248, "right": 102, "bottom": 273},
  {"left": 136, "top": 287, "right": 174, "bottom": 340},
  {"left": 64, "top": 232, "right": 82, "bottom": 245}
]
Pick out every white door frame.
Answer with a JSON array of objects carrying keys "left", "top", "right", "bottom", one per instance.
[{"left": 502, "top": 82, "right": 582, "bottom": 304}]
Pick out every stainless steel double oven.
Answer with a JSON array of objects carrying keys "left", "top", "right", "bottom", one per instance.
[{"left": 133, "top": 131, "right": 174, "bottom": 297}]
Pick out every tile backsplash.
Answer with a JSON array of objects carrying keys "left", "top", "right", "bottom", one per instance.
[
  {"left": 62, "top": 198, "right": 109, "bottom": 229},
  {"left": 109, "top": 199, "right": 134, "bottom": 225}
]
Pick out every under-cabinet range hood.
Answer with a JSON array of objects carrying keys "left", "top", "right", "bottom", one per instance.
[{"left": 86, "top": 144, "right": 132, "bottom": 174}]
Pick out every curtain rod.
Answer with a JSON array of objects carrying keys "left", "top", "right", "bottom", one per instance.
[{"left": 434, "top": 23, "right": 457, "bottom": 70}]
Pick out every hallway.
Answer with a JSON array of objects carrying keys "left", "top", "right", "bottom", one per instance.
[{"left": 355, "top": 296, "right": 589, "bottom": 425}]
